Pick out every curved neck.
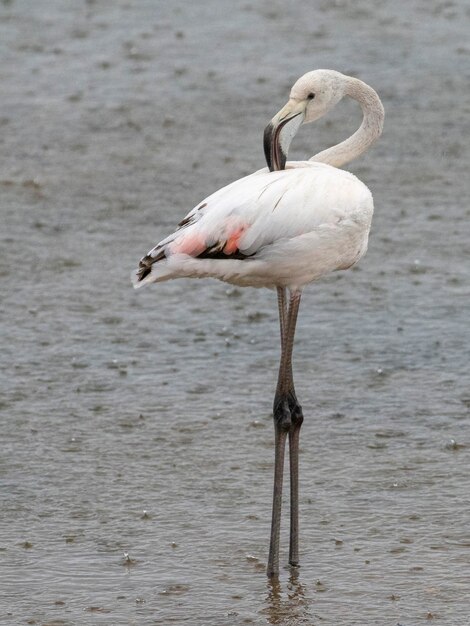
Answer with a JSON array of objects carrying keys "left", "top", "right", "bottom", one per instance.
[{"left": 310, "top": 77, "right": 384, "bottom": 168}]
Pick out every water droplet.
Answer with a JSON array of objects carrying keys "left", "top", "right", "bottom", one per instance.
[{"left": 445, "top": 438, "right": 464, "bottom": 451}]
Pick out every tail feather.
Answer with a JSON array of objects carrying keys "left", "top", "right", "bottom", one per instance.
[{"left": 131, "top": 249, "right": 168, "bottom": 288}]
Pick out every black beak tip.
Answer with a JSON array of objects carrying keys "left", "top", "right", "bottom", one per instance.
[
  {"left": 263, "top": 120, "right": 288, "bottom": 172},
  {"left": 263, "top": 122, "right": 274, "bottom": 171}
]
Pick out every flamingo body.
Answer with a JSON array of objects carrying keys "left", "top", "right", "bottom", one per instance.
[{"left": 133, "top": 161, "right": 373, "bottom": 290}]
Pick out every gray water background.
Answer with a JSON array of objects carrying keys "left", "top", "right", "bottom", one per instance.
[{"left": 1, "top": 1, "right": 469, "bottom": 624}]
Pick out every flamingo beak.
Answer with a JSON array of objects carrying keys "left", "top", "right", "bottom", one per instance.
[{"left": 263, "top": 100, "right": 306, "bottom": 172}]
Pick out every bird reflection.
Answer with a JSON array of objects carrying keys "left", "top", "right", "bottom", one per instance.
[{"left": 263, "top": 572, "right": 313, "bottom": 625}]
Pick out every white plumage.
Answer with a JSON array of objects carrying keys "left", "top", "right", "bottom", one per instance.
[{"left": 132, "top": 162, "right": 372, "bottom": 290}]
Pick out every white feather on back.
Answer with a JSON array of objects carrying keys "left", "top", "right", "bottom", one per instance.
[{"left": 139, "top": 161, "right": 373, "bottom": 289}]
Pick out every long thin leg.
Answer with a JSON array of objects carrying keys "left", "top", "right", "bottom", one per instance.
[
  {"left": 266, "top": 288, "right": 290, "bottom": 578},
  {"left": 282, "top": 291, "right": 303, "bottom": 567},
  {"left": 277, "top": 287, "right": 287, "bottom": 345},
  {"left": 267, "top": 289, "right": 302, "bottom": 577},
  {"left": 276, "top": 291, "right": 301, "bottom": 397},
  {"left": 267, "top": 424, "right": 288, "bottom": 578},
  {"left": 289, "top": 420, "right": 302, "bottom": 567}
]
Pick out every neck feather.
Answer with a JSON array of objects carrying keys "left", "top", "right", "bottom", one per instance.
[{"left": 310, "top": 77, "right": 384, "bottom": 168}]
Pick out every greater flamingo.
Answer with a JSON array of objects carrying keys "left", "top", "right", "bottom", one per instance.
[{"left": 133, "top": 70, "right": 384, "bottom": 577}]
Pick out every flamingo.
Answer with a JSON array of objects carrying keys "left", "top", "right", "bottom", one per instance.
[{"left": 132, "top": 69, "right": 384, "bottom": 577}]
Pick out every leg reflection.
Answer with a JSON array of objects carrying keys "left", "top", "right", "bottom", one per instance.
[{"left": 263, "top": 573, "right": 311, "bottom": 625}]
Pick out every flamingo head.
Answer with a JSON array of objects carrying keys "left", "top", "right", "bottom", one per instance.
[{"left": 263, "top": 69, "right": 347, "bottom": 171}]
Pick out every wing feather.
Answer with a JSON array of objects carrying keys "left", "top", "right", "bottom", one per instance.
[{"left": 134, "top": 162, "right": 372, "bottom": 284}]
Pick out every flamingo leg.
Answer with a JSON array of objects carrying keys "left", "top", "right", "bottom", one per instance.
[
  {"left": 288, "top": 401, "right": 303, "bottom": 567},
  {"left": 284, "top": 292, "right": 303, "bottom": 568},
  {"left": 267, "top": 289, "right": 303, "bottom": 577},
  {"left": 277, "top": 287, "right": 288, "bottom": 345},
  {"left": 267, "top": 419, "right": 288, "bottom": 578}
]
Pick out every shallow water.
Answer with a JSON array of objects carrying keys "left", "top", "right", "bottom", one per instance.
[{"left": 1, "top": 1, "right": 469, "bottom": 624}]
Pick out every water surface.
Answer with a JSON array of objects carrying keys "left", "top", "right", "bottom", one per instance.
[{"left": 1, "top": 1, "right": 469, "bottom": 624}]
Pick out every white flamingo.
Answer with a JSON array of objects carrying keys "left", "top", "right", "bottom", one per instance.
[{"left": 132, "top": 69, "right": 384, "bottom": 577}]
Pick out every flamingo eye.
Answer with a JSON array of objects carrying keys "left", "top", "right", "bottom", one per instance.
[{"left": 307, "top": 92, "right": 315, "bottom": 100}]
